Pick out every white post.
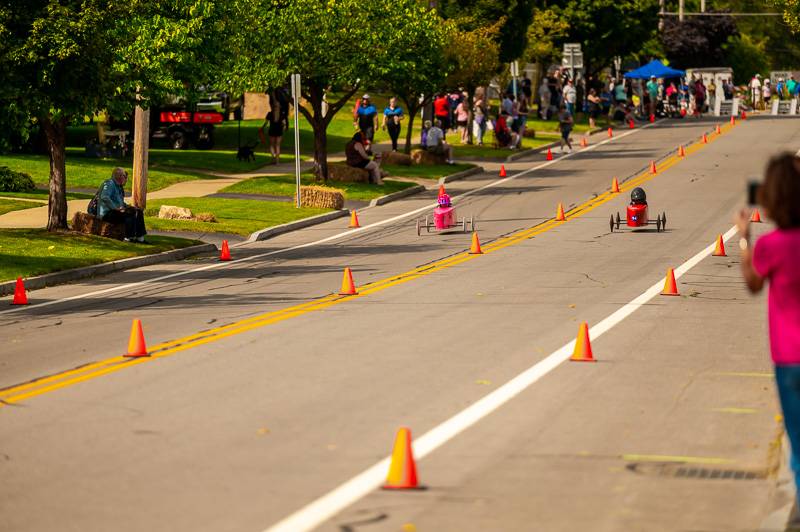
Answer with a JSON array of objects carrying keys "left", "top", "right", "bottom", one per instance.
[{"left": 291, "top": 74, "right": 302, "bottom": 208}]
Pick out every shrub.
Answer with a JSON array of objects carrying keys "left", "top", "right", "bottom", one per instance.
[{"left": 0, "top": 166, "right": 35, "bottom": 192}]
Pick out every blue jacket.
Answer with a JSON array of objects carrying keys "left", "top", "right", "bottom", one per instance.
[{"left": 97, "top": 178, "right": 126, "bottom": 219}]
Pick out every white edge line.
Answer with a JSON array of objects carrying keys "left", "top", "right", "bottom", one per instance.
[
  {"left": 263, "top": 223, "right": 738, "bottom": 532},
  {"left": 1, "top": 123, "right": 655, "bottom": 316}
]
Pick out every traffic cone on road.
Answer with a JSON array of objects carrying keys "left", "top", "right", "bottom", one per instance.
[
  {"left": 608, "top": 127, "right": 613, "bottom": 138},
  {"left": 702, "top": 133, "right": 708, "bottom": 144},
  {"left": 124, "top": 319, "right": 148, "bottom": 358},
  {"left": 751, "top": 208, "right": 762, "bottom": 223},
  {"left": 570, "top": 322, "right": 595, "bottom": 362},
  {"left": 348, "top": 210, "right": 360, "bottom": 228},
  {"left": 498, "top": 165, "right": 507, "bottom": 178},
  {"left": 716, "top": 124, "right": 722, "bottom": 135},
  {"left": 712, "top": 234, "right": 727, "bottom": 257},
  {"left": 741, "top": 110, "right": 747, "bottom": 120},
  {"left": 661, "top": 268, "right": 679, "bottom": 296},
  {"left": 649, "top": 114, "right": 655, "bottom": 123},
  {"left": 383, "top": 427, "right": 420, "bottom": 490},
  {"left": 649, "top": 160, "right": 657, "bottom": 174},
  {"left": 580, "top": 137, "right": 588, "bottom": 148},
  {"left": 546, "top": 148, "right": 553, "bottom": 161},
  {"left": 730, "top": 115, "right": 736, "bottom": 125},
  {"left": 611, "top": 177, "right": 621, "bottom": 193},
  {"left": 469, "top": 232, "right": 483, "bottom": 254},
  {"left": 629, "top": 119, "right": 635, "bottom": 129},
  {"left": 438, "top": 184, "right": 446, "bottom": 196},
  {"left": 556, "top": 203, "right": 567, "bottom": 221},
  {"left": 339, "top": 267, "right": 357, "bottom": 296},
  {"left": 11, "top": 277, "right": 28, "bottom": 305},
  {"left": 678, "top": 145, "right": 686, "bottom": 157},
  {"left": 219, "top": 240, "right": 231, "bottom": 261}
]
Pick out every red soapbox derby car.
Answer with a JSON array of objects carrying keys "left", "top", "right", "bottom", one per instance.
[
  {"left": 609, "top": 187, "right": 667, "bottom": 232},
  {"left": 416, "top": 192, "right": 475, "bottom": 235}
]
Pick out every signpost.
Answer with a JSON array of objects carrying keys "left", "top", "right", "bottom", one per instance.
[
  {"left": 562, "top": 43, "right": 583, "bottom": 82},
  {"left": 290, "top": 74, "right": 302, "bottom": 208},
  {"left": 510, "top": 60, "right": 520, "bottom": 99}
]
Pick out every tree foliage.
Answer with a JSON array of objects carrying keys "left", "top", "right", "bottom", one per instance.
[
  {"left": 435, "top": 0, "right": 536, "bottom": 63},
  {"left": 772, "top": 0, "right": 800, "bottom": 32},
  {"left": 523, "top": 8, "right": 569, "bottom": 66},
  {"left": 660, "top": 13, "right": 737, "bottom": 69}
]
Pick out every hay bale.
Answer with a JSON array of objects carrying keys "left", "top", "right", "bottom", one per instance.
[
  {"left": 381, "top": 151, "right": 412, "bottom": 166},
  {"left": 327, "top": 163, "right": 370, "bottom": 183},
  {"left": 295, "top": 185, "right": 345, "bottom": 210},
  {"left": 410, "top": 148, "right": 447, "bottom": 165},
  {"left": 195, "top": 212, "right": 217, "bottom": 223},
  {"left": 71, "top": 211, "right": 125, "bottom": 240},
  {"left": 158, "top": 205, "right": 194, "bottom": 220}
]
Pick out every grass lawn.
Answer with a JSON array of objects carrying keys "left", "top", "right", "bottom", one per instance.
[
  {"left": 380, "top": 163, "right": 474, "bottom": 180},
  {"left": 0, "top": 198, "right": 42, "bottom": 216},
  {"left": 454, "top": 137, "right": 556, "bottom": 159},
  {"left": 0, "top": 190, "right": 93, "bottom": 201},
  {"left": 147, "top": 149, "right": 269, "bottom": 173},
  {"left": 0, "top": 149, "right": 214, "bottom": 193},
  {"left": 143, "top": 197, "right": 331, "bottom": 236},
  {"left": 220, "top": 173, "right": 417, "bottom": 202},
  {"left": 0, "top": 229, "right": 199, "bottom": 282}
]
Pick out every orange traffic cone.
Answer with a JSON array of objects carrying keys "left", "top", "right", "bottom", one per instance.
[
  {"left": 546, "top": 148, "right": 553, "bottom": 161},
  {"left": 712, "top": 234, "right": 727, "bottom": 256},
  {"left": 730, "top": 115, "right": 736, "bottom": 125},
  {"left": 715, "top": 124, "right": 721, "bottom": 135},
  {"left": 678, "top": 145, "right": 686, "bottom": 157},
  {"left": 383, "top": 427, "right": 421, "bottom": 490},
  {"left": 629, "top": 119, "right": 635, "bottom": 129},
  {"left": 611, "top": 177, "right": 621, "bottom": 193},
  {"left": 348, "top": 210, "right": 360, "bottom": 228},
  {"left": 469, "top": 232, "right": 483, "bottom": 254},
  {"left": 11, "top": 277, "right": 28, "bottom": 305},
  {"left": 608, "top": 127, "right": 613, "bottom": 138},
  {"left": 702, "top": 133, "right": 708, "bottom": 144},
  {"left": 339, "top": 267, "right": 357, "bottom": 296},
  {"left": 751, "top": 208, "right": 762, "bottom": 223},
  {"left": 124, "top": 319, "right": 148, "bottom": 357},
  {"left": 438, "top": 184, "right": 446, "bottom": 196},
  {"left": 570, "top": 322, "right": 595, "bottom": 362},
  {"left": 499, "top": 165, "right": 506, "bottom": 178},
  {"left": 661, "top": 268, "right": 679, "bottom": 296},
  {"left": 580, "top": 137, "right": 588, "bottom": 148},
  {"left": 556, "top": 203, "right": 567, "bottom": 221},
  {"left": 741, "top": 110, "right": 747, "bottom": 120},
  {"left": 649, "top": 160, "right": 657, "bottom": 174},
  {"left": 649, "top": 114, "right": 655, "bottom": 123},
  {"left": 220, "top": 240, "right": 231, "bottom": 261}
]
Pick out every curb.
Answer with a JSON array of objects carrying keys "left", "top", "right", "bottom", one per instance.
[
  {"left": 0, "top": 242, "right": 216, "bottom": 297},
  {"left": 438, "top": 165, "right": 483, "bottom": 185},
  {"left": 247, "top": 210, "right": 349, "bottom": 242},
  {"left": 369, "top": 185, "right": 425, "bottom": 207}
]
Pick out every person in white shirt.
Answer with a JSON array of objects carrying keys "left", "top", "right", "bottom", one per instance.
[
  {"left": 750, "top": 74, "right": 762, "bottom": 109},
  {"left": 563, "top": 79, "right": 577, "bottom": 116},
  {"left": 425, "top": 120, "right": 454, "bottom": 164}
]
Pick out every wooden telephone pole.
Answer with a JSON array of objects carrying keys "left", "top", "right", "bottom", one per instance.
[{"left": 132, "top": 104, "right": 150, "bottom": 209}]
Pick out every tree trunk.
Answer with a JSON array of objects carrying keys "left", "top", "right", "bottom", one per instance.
[
  {"left": 42, "top": 115, "right": 68, "bottom": 231},
  {"left": 401, "top": 99, "right": 420, "bottom": 154},
  {"left": 466, "top": 88, "right": 475, "bottom": 145},
  {"left": 132, "top": 105, "right": 150, "bottom": 209}
]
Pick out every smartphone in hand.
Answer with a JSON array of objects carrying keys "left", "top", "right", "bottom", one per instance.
[{"left": 747, "top": 180, "right": 760, "bottom": 206}]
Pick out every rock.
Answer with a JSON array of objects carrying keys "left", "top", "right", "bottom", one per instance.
[
  {"left": 71, "top": 211, "right": 125, "bottom": 240},
  {"left": 158, "top": 205, "right": 194, "bottom": 220},
  {"left": 381, "top": 151, "right": 412, "bottom": 166},
  {"left": 195, "top": 212, "right": 217, "bottom": 223},
  {"left": 410, "top": 148, "right": 447, "bottom": 165},
  {"left": 327, "top": 163, "right": 370, "bottom": 183},
  {"left": 295, "top": 185, "right": 345, "bottom": 210}
]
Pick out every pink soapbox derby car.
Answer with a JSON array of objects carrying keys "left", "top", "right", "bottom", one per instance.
[{"left": 416, "top": 193, "right": 475, "bottom": 236}]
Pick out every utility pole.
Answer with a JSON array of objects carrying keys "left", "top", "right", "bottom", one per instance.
[
  {"left": 659, "top": 0, "right": 665, "bottom": 29},
  {"left": 679, "top": 0, "right": 685, "bottom": 21},
  {"left": 132, "top": 102, "right": 150, "bottom": 209},
  {"left": 701, "top": 0, "right": 706, "bottom": 12}
]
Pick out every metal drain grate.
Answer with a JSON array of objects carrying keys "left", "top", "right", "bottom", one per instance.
[{"left": 626, "top": 462, "right": 766, "bottom": 480}]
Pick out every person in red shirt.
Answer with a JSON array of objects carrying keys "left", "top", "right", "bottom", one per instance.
[
  {"left": 434, "top": 93, "right": 450, "bottom": 132},
  {"left": 494, "top": 111, "right": 519, "bottom": 149}
]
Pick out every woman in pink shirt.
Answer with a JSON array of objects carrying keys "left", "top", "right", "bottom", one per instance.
[
  {"left": 738, "top": 153, "right": 800, "bottom": 503},
  {"left": 455, "top": 95, "right": 470, "bottom": 145}
]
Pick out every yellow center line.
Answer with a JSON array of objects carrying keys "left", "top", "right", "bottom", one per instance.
[{"left": 0, "top": 124, "right": 729, "bottom": 407}]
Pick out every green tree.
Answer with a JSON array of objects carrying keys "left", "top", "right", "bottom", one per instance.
[
  {"left": 235, "top": 0, "right": 440, "bottom": 179},
  {"left": 0, "top": 0, "right": 235, "bottom": 230},
  {"left": 435, "top": 0, "right": 536, "bottom": 63},
  {"left": 772, "top": 0, "right": 800, "bottom": 32},
  {"left": 523, "top": 9, "right": 569, "bottom": 67}
]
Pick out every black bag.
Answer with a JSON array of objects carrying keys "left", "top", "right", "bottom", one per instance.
[{"left": 87, "top": 188, "right": 101, "bottom": 216}]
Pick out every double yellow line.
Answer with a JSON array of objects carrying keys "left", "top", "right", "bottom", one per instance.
[{"left": 0, "top": 123, "right": 729, "bottom": 407}]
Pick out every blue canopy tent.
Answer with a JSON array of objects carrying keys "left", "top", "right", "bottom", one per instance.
[{"left": 624, "top": 60, "right": 685, "bottom": 79}]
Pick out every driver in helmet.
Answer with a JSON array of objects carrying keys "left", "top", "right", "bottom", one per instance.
[
  {"left": 630, "top": 187, "right": 647, "bottom": 205},
  {"left": 437, "top": 193, "right": 452, "bottom": 208}
]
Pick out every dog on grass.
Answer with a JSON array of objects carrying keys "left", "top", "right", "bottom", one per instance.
[{"left": 236, "top": 142, "right": 259, "bottom": 162}]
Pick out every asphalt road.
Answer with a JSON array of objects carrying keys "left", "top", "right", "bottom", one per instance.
[{"left": 2, "top": 116, "right": 799, "bottom": 532}]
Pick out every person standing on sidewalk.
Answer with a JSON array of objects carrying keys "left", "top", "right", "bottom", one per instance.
[
  {"left": 563, "top": 79, "right": 577, "bottom": 116},
  {"left": 646, "top": 75, "right": 659, "bottom": 117},
  {"left": 737, "top": 153, "right": 800, "bottom": 511},
  {"left": 472, "top": 89, "right": 487, "bottom": 146},
  {"left": 382, "top": 97, "right": 404, "bottom": 152},
  {"left": 354, "top": 94, "right": 378, "bottom": 142}
]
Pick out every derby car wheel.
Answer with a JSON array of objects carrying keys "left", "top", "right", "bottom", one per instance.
[
  {"left": 470, "top": 216, "right": 475, "bottom": 232},
  {"left": 609, "top": 215, "right": 615, "bottom": 232},
  {"left": 615, "top": 212, "right": 621, "bottom": 230},
  {"left": 662, "top": 212, "right": 667, "bottom": 230},
  {"left": 416, "top": 219, "right": 421, "bottom": 236},
  {"left": 461, "top": 217, "right": 468, "bottom": 233},
  {"left": 425, "top": 216, "right": 430, "bottom": 233},
  {"left": 656, "top": 214, "right": 662, "bottom": 232}
]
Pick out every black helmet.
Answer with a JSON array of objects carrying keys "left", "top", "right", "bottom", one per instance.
[{"left": 631, "top": 187, "right": 647, "bottom": 204}]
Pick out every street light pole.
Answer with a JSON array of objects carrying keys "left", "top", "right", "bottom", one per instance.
[{"left": 290, "top": 74, "right": 302, "bottom": 208}]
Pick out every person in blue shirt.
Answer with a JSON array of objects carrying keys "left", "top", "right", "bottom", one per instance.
[
  {"left": 382, "top": 97, "right": 404, "bottom": 151},
  {"left": 95, "top": 167, "right": 147, "bottom": 242},
  {"left": 354, "top": 94, "right": 378, "bottom": 142}
]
